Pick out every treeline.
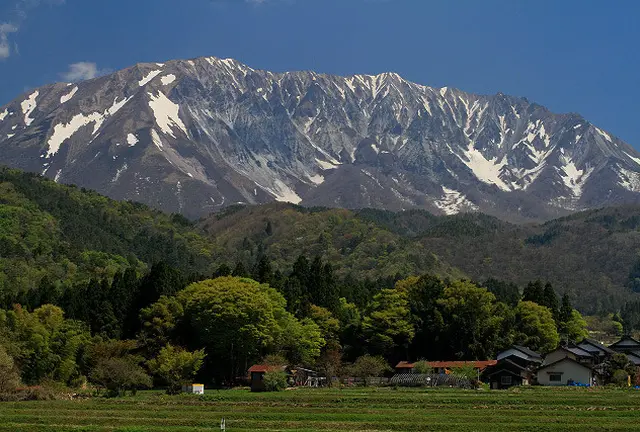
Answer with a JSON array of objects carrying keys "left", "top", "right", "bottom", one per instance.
[{"left": 0, "top": 254, "right": 590, "bottom": 394}]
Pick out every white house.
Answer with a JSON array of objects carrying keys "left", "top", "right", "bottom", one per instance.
[{"left": 537, "top": 357, "right": 594, "bottom": 386}]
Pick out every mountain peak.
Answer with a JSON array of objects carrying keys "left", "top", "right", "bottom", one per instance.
[{"left": 0, "top": 55, "right": 638, "bottom": 221}]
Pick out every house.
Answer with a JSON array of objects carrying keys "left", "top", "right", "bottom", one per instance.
[
  {"left": 497, "top": 345, "right": 543, "bottom": 368},
  {"left": 537, "top": 357, "right": 595, "bottom": 386},
  {"left": 609, "top": 336, "right": 640, "bottom": 356},
  {"left": 484, "top": 358, "right": 533, "bottom": 389},
  {"left": 577, "top": 338, "right": 616, "bottom": 362},
  {"left": 248, "top": 364, "right": 289, "bottom": 392},
  {"left": 542, "top": 345, "right": 595, "bottom": 367}
]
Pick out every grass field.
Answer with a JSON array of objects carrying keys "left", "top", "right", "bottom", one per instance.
[{"left": 1, "top": 387, "right": 640, "bottom": 431}]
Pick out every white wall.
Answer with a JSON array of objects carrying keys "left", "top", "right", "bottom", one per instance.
[{"left": 538, "top": 359, "right": 592, "bottom": 386}]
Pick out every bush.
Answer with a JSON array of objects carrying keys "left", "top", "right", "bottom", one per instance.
[
  {"left": 263, "top": 371, "right": 288, "bottom": 392},
  {"left": 612, "top": 369, "right": 630, "bottom": 387},
  {"left": 0, "top": 345, "right": 20, "bottom": 398},
  {"left": 348, "top": 355, "right": 391, "bottom": 386},
  {"left": 412, "top": 360, "right": 433, "bottom": 375}
]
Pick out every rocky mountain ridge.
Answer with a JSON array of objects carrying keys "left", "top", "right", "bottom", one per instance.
[{"left": 1, "top": 56, "right": 639, "bottom": 220}]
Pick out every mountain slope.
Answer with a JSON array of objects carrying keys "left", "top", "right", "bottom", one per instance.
[
  {"left": 1, "top": 56, "right": 639, "bottom": 220},
  {"left": 0, "top": 166, "right": 216, "bottom": 302},
  {"left": 201, "top": 203, "right": 640, "bottom": 313}
]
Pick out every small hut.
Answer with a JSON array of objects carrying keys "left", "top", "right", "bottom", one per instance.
[
  {"left": 248, "top": 364, "right": 289, "bottom": 392},
  {"left": 182, "top": 383, "right": 204, "bottom": 394}
]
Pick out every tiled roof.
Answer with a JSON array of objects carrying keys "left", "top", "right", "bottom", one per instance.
[
  {"left": 513, "top": 345, "right": 542, "bottom": 359},
  {"left": 395, "top": 360, "right": 497, "bottom": 370},
  {"left": 248, "top": 364, "right": 286, "bottom": 373},
  {"left": 579, "top": 338, "right": 616, "bottom": 355}
]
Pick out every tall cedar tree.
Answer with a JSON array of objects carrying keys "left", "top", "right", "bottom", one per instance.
[
  {"left": 522, "top": 280, "right": 545, "bottom": 305},
  {"left": 543, "top": 282, "right": 560, "bottom": 321}
]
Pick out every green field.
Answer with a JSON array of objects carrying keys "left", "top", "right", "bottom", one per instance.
[{"left": 1, "top": 387, "right": 640, "bottom": 431}]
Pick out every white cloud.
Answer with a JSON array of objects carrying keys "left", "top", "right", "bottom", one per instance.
[
  {"left": 0, "top": 23, "right": 18, "bottom": 59},
  {"left": 1, "top": 0, "right": 65, "bottom": 59},
  {"left": 60, "top": 62, "right": 110, "bottom": 82}
]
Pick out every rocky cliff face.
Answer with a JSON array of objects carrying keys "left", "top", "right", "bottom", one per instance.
[{"left": 1, "top": 56, "right": 639, "bottom": 220}]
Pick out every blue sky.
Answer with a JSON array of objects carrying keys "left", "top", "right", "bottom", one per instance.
[{"left": 1, "top": 0, "right": 638, "bottom": 147}]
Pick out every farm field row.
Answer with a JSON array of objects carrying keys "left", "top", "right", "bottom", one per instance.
[{"left": 2, "top": 387, "right": 640, "bottom": 431}]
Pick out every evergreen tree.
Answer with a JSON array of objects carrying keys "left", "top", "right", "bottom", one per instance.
[
  {"left": 252, "top": 255, "right": 273, "bottom": 284},
  {"left": 560, "top": 293, "right": 573, "bottom": 324},
  {"left": 522, "top": 280, "right": 545, "bottom": 304},
  {"left": 213, "top": 264, "right": 232, "bottom": 278},
  {"left": 542, "top": 282, "right": 559, "bottom": 320},
  {"left": 232, "top": 262, "right": 248, "bottom": 278}
]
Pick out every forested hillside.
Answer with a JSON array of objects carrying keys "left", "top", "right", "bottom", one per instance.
[
  {"left": 0, "top": 166, "right": 215, "bottom": 305},
  {"left": 202, "top": 204, "right": 640, "bottom": 313}
]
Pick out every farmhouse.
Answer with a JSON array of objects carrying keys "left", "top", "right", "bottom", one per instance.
[
  {"left": 484, "top": 358, "right": 533, "bottom": 389},
  {"left": 496, "top": 345, "right": 543, "bottom": 368},
  {"left": 537, "top": 357, "right": 595, "bottom": 386},
  {"left": 577, "top": 338, "right": 616, "bottom": 362},
  {"left": 609, "top": 336, "right": 640, "bottom": 356},
  {"left": 542, "top": 345, "right": 595, "bottom": 367}
]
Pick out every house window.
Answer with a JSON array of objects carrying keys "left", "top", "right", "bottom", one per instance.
[
  {"left": 500, "top": 375, "right": 512, "bottom": 385},
  {"left": 549, "top": 373, "right": 562, "bottom": 382}
]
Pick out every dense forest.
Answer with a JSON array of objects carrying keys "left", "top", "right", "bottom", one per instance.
[{"left": 0, "top": 166, "right": 638, "bottom": 395}]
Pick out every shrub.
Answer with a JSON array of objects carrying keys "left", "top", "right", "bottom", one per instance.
[
  {"left": 412, "top": 360, "right": 433, "bottom": 375},
  {"left": 348, "top": 355, "right": 391, "bottom": 386},
  {"left": 0, "top": 345, "right": 20, "bottom": 398},
  {"left": 612, "top": 369, "right": 630, "bottom": 387},
  {"left": 263, "top": 371, "right": 288, "bottom": 392}
]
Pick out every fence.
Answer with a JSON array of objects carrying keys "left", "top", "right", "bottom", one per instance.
[{"left": 389, "top": 373, "right": 475, "bottom": 389}]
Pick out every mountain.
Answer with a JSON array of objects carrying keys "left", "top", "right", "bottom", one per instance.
[
  {"left": 1, "top": 56, "right": 639, "bottom": 220},
  {"left": 201, "top": 203, "right": 640, "bottom": 313},
  {"left": 0, "top": 166, "right": 215, "bottom": 303}
]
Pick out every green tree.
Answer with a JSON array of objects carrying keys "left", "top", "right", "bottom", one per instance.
[
  {"left": 362, "top": 289, "right": 414, "bottom": 357},
  {"left": 348, "top": 355, "right": 390, "bottom": 386},
  {"left": 437, "top": 280, "right": 503, "bottom": 359},
  {"left": 559, "top": 294, "right": 573, "bottom": 324},
  {"left": 542, "top": 282, "right": 559, "bottom": 320},
  {"left": 412, "top": 360, "right": 433, "bottom": 375},
  {"left": 0, "top": 345, "right": 20, "bottom": 396},
  {"left": 147, "top": 344, "right": 206, "bottom": 394},
  {"left": 87, "top": 340, "right": 151, "bottom": 397},
  {"left": 560, "top": 310, "right": 588, "bottom": 343},
  {"left": 513, "top": 301, "right": 559, "bottom": 353},
  {"left": 522, "top": 280, "right": 545, "bottom": 305}
]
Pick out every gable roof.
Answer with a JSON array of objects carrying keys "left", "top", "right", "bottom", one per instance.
[
  {"left": 578, "top": 338, "right": 616, "bottom": 355},
  {"left": 564, "top": 345, "right": 594, "bottom": 358},
  {"left": 512, "top": 345, "right": 543, "bottom": 359},
  {"left": 394, "top": 360, "right": 497, "bottom": 371},
  {"left": 610, "top": 336, "right": 640, "bottom": 350},
  {"left": 486, "top": 358, "right": 527, "bottom": 377},
  {"left": 537, "top": 356, "right": 594, "bottom": 373},
  {"left": 627, "top": 352, "right": 640, "bottom": 366},
  {"left": 395, "top": 361, "right": 415, "bottom": 369}
]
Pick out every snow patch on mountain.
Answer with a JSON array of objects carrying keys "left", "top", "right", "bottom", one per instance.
[
  {"left": 21, "top": 91, "right": 39, "bottom": 126},
  {"left": 619, "top": 167, "right": 640, "bottom": 193},
  {"left": 46, "top": 112, "right": 105, "bottom": 157},
  {"left": 434, "top": 186, "right": 479, "bottom": 215},
  {"left": 139, "top": 70, "right": 162, "bottom": 87},
  {"left": 126, "top": 133, "right": 139, "bottom": 146},
  {"left": 161, "top": 74, "right": 176, "bottom": 86},
  {"left": 596, "top": 128, "right": 613, "bottom": 143},
  {"left": 60, "top": 87, "right": 78, "bottom": 104},
  {"left": 148, "top": 92, "right": 187, "bottom": 138},
  {"left": 625, "top": 152, "right": 640, "bottom": 167},
  {"left": 112, "top": 163, "right": 128, "bottom": 183},
  {"left": 0, "top": 109, "right": 7, "bottom": 122},
  {"left": 150, "top": 129, "right": 163, "bottom": 150},
  {"left": 559, "top": 157, "right": 593, "bottom": 197},
  {"left": 461, "top": 143, "right": 510, "bottom": 191}
]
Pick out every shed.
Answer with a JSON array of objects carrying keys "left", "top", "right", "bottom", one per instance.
[
  {"left": 537, "top": 357, "right": 595, "bottom": 386},
  {"left": 248, "top": 364, "right": 289, "bottom": 392}
]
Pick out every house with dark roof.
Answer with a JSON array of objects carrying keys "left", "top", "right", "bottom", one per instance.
[
  {"left": 484, "top": 358, "right": 534, "bottom": 389},
  {"left": 542, "top": 345, "right": 596, "bottom": 367},
  {"left": 496, "top": 345, "right": 543, "bottom": 368},
  {"left": 609, "top": 336, "right": 640, "bottom": 356},
  {"left": 537, "top": 357, "right": 595, "bottom": 386},
  {"left": 577, "top": 338, "right": 616, "bottom": 362}
]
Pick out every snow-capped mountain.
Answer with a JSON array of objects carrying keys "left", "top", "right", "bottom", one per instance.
[{"left": 1, "top": 56, "right": 639, "bottom": 221}]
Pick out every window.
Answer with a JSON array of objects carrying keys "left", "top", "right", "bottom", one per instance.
[
  {"left": 500, "top": 375, "right": 512, "bottom": 385},
  {"left": 549, "top": 373, "right": 562, "bottom": 382}
]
